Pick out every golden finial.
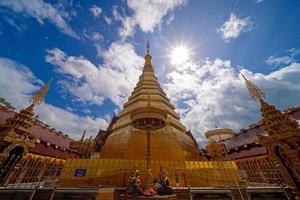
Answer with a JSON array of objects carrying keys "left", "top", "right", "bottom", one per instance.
[
  {"left": 144, "top": 41, "right": 153, "bottom": 72},
  {"left": 80, "top": 129, "right": 86, "bottom": 141},
  {"left": 29, "top": 79, "right": 52, "bottom": 105},
  {"left": 147, "top": 40, "right": 150, "bottom": 54},
  {"left": 241, "top": 73, "right": 265, "bottom": 101}
]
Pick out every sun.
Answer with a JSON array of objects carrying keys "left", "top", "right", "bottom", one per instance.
[{"left": 170, "top": 45, "right": 191, "bottom": 65}]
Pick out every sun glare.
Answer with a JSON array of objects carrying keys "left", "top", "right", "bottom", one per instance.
[{"left": 170, "top": 45, "right": 191, "bottom": 65}]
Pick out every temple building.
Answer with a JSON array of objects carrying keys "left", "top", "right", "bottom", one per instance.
[
  {"left": 204, "top": 107, "right": 300, "bottom": 160},
  {"left": 204, "top": 74, "right": 300, "bottom": 196},
  {"left": 0, "top": 82, "right": 78, "bottom": 186},
  {"left": 208, "top": 107, "right": 300, "bottom": 160}
]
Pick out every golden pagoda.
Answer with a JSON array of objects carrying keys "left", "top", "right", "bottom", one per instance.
[
  {"left": 60, "top": 42, "right": 239, "bottom": 189},
  {"left": 99, "top": 41, "right": 201, "bottom": 161}
]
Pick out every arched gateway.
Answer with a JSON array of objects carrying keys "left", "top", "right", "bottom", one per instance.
[{"left": 0, "top": 146, "right": 24, "bottom": 184}]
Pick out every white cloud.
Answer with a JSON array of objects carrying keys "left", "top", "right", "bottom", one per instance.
[
  {"left": 266, "top": 48, "right": 300, "bottom": 67},
  {"left": 112, "top": 5, "right": 123, "bottom": 21},
  {"left": 288, "top": 48, "right": 300, "bottom": 57},
  {"left": 0, "top": 58, "right": 108, "bottom": 139},
  {"left": 127, "top": 0, "right": 186, "bottom": 32},
  {"left": 217, "top": 13, "right": 252, "bottom": 42},
  {"left": 91, "top": 32, "right": 103, "bottom": 41},
  {"left": 3, "top": 16, "right": 24, "bottom": 32},
  {"left": 115, "top": 0, "right": 186, "bottom": 38},
  {"left": 164, "top": 59, "right": 300, "bottom": 143},
  {"left": 94, "top": 43, "right": 104, "bottom": 57},
  {"left": 0, "top": 58, "right": 41, "bottom": 108},
  {"left": 104, "top": 15, "right": 112, "bottom": 25},
  {"left": 255, "top": 0, "right": 264, "bottom": 3},
  {"left": 0, "top": 0, "right": 79, "bottom": 39},
  {"left": 83, "top": 29, "right": 104, "bottom": 41},
  {"left": 266, "top": 56, "right": 294, "bottom": 67},
  {"left": 89, "top": 5, "right": 102, "bottom": 17},
  {"left": 37, "top": 103, "right": 107, "bottom": 139},
  {"left": 119, "top": 16, "right": 137, "bottom": 38},
  {"left": 46, "top": 42, "right": 144, "bottom": 106}
]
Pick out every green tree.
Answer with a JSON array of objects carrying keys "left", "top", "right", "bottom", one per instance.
[{"left": 0, "top": 97, "right": 15, "bottom": 109}]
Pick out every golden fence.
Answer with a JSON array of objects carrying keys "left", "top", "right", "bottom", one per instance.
[
  {"left": 0, "top": 153, "right": 64, "bottom": 189},
  {"left": 0, "top": 156, "right": 287, "bottom": 189},
  {"left": 236, "top": 156, "right": 286, "bottom": 187},
  {"left": 59, "top": 159, "right": 241, "bottom": 188}
]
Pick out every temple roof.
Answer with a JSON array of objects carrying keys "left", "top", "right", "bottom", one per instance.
[
  {"left": 226, "top": 74, "right": 300, "bottom": 160},
  {"left": 0, "top": 106, "right": 78, "bottom": 159},
  {"left": 222, "top": 106, "right": 300, "bottom": 159}
]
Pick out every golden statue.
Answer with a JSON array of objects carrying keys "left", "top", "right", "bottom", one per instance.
[
  {"left": 157, "top": 166, "right": 173, "bottom": 195},
  {"left": 127, "top": 168, "right": 142, "bottom": 196}
]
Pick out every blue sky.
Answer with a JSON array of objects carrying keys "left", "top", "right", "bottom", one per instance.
[{"left": 0, "top": 0, "right": 300, "bottom": 144}]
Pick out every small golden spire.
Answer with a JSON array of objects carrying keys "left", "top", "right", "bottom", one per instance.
[
  {"left": 29, "top": 79, "right": 52, "bottom": 105},
  {"left": 241, "top": 73, "right": 265, "bottom": 101},
  {"left": 80, "top": 129, "right": 86, "bottom": 141},
  {"left": 144, "top": 41, "right": 153, "bottom": 72},
  {"left": 147, "top": 40, "right": 150, "bottom": 54}
]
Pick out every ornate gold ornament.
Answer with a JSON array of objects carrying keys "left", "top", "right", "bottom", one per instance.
[
  {"left": 70, "top": 130, "right": 96, "bottom": 158},
  {"left": 242, "top": 73, "right": 300, "bottom": 195},
  {"left": 205, "top": 141, "right": 224, "bottom": 159}
]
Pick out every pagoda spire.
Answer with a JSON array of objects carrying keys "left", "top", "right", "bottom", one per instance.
[
  {"left": 143, "top": 40, "right": 153, "bottom": 72},
  {"left": 241, "top": 73, "right": 299, "bottom": 136},
  {"left": 241, "top": 73, "right": 265, "bottom": 102},
  {"left": 29, "top": 79, "right": 52, "bottom": 106},
  {"left": 1, "top": 80, "right": 51, "bottom": 136},
  {"left": 147, "top": 40, "right": 150, "bottom": 54},
  {"left": 80, "top": 129, "right": 86, "bottom": 141}
]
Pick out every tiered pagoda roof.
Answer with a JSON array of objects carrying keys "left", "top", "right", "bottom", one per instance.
[{"left": 99, "top": 42, "right": 202, "bottom": 160}]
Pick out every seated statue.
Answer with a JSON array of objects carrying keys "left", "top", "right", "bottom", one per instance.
[
  {"left": 127, "top": 170, "right": 141, "bottom": 196},
  {"left": 157, "top": 168, "right": 173, "bottom": 195},
  {"left": 153, "top": 177, "right": 161, "bottom": 191}
]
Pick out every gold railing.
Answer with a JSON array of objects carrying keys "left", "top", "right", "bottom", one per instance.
[
  {"left": 0, "top": 156, "right": 287, "bottom": 190},
  {"left": 0, "top": 153, "right": 64, "bottom": 189},
  {"left": 236, "top": 156, "right": 286, "bottom": 187},
  {"left": 59, "top": 159, "right": 241, "bottom": 188}
]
